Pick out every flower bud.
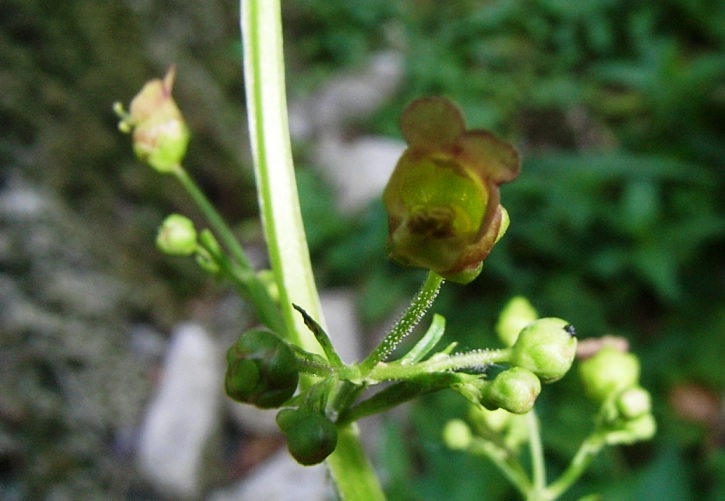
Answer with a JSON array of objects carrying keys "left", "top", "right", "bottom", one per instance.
[
  {"left": 495, "top": 296, "right": 539, "bottom": 347},
  {"left": 225, "top": 329, "right": 299, "bottom": 408},
  {"left": 276, "top": 408, "right": 338, "bottom": 466},
  {"left": 605, "top": 413, "right": 657, "bottom": 445},
  {"left": 481, "top": 367, "right": 542, "bottom": 414},
  {"left": 383, "top": 97, "right": 520, "bottom": 283},
  {"left": 469, "top": 406, "right": 512, "bottom": 434},
  {"left": 443, "top": 419, "right": 473, "bottom": 450},
  {"left": 195, "top": 229, "right": 221, "bottom": 274},
  {"left": 116, "top": 67, "right": 190, "bottom": 173},
  {"left": 616, "top": 386, "right": 652, "bottom": 420},
  {"left": 578, "top": 346, "right": 640, "bottom": 403},
  {"left": 622, "top": 413, "right": 657, "bottom": 441},
  {"left": 156, "top": 214, "right": 198, "bottom": 256},
  {"left": 510, "top": 318, "right": 577, "bottom": 383}
]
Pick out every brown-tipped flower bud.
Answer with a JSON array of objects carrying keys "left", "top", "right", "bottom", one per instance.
[
  {"left": 383, "top": 97, "right": 520, "bottom": 283},
  {"left": 510, "top": 318, "right": 577, "bottom": 383},
  {"left": 116, "top": 67, "right": 190, "bottom": 173}
]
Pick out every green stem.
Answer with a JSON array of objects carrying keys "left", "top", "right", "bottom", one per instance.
[
  {"left": 468, "top": 437, "right": 531, "bottom": 497},
  {"left": 328, "top": 424, "right": 387, "bottom": 500},
  {"left": 526, "top": 410, "right": 547, "bottom": 500},
  {"left": 545, "top": 433, "right": 605, "bottom": 499},
  {"left": 399, "top": 313, "right": 447, "bottom": 365},
  {"left": 241, "top": 1, "right": 384, "bottom": 498},
  {"left": 367, "top": 348, "right": 510, "bottom": 382},
  {"left": 241, "top": 0, "right": 324, "bottom": 354},
  {"left": 359, "top": 271, "right": 444, "bottom": 375},
  {"left": 173, "top": 166, "right": 251, "bottom": 270},
  {"left": 197, "top": 232, "right": 284, "bottom": 333}
]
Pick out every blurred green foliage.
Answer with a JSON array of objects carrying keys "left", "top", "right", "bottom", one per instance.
[{"left": 292, "top": 0, "right": 725, "bottom": 499}]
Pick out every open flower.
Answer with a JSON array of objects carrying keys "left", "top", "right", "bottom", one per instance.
[{"left": 383, "top": 97, "right": 520, "bottom": 283}]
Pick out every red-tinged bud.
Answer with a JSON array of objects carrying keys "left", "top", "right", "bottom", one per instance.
[{"left": 115, "top": 67, "right": 190, "bottom": 173}]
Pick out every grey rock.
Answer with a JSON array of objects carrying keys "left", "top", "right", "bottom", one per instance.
[
  {"left": 314, "top": 134, "right": 405, "bottom": 213},
  {"left": 0, "top": 178, "right": 149, "bottom": 499},
  {"left": 290, "top": 51, "right": 405, "bottom": 140},
  {"left": 208, "top": 450, "right": 331, "bottom": 501},
  {"left": 136, "top": 323, "right": 223, "bottom": 500}
]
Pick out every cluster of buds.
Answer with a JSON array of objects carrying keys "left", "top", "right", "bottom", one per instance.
[
  {"left": 579, "top": 341, "right": 656, "bottom": 444},
  {"left": 457, "top": 298, "right": 577, "bottom": 415},
  {"left": 224, "top": 329, "right": 338, "bottom": 465}
]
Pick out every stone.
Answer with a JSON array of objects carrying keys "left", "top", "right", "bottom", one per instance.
[
  {"left": 136, "top": 323, "right": 223, "bottom": 499},
  {"left": 314, "top": 134, "right": 405, "bottom": 213},
  {"left": 208, "top": 450, "right": 330, "bottom": 501}
]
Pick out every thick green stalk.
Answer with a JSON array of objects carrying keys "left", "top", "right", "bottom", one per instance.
[
  {"left": 241, "top": 0, "right": 385, "bottom": 498},
  {"left": 241, "top": 0, "right": 323, "bottom": 353}
]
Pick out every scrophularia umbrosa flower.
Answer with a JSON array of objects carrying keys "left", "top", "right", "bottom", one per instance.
[
  {"left": 115, "top": 66, "right": 190, "bottom": 173},
  {"left": 383, "top": 97, "right": 521, "bottom": 283}
]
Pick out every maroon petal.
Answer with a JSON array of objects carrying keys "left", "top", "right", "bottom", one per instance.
[
  {"left": 457, "top": 130, "right": 521, "bottom": 184},
  {"left": 400, "top": 97, "right": 466, "bottom": 150}
]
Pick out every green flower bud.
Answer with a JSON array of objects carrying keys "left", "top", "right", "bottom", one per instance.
[
  {"left": 616, "top": 386, "right": 652, "bottom": 420},
  {"left": 605, "top": 413, "right": 657, "bottom": 445},
  {"left": 469, "top": 406, "right": 512, "bottom": 434},
  {"left": 495, "top": 296, "right": 539, "bottom": 347},
  {"left": 156, "top": 214, "right": 198, "bottom": 256},
  {"left": 276, "top": 408, "right": 338, "bottom": 466},
  {"left": 481, "top": 367, "right": 542, "bottom": 414},
  {"left": 622, "top": 413, "right": 657, "bottom": 441},
  {"left": 225, "top": 329, "right": 299, "bottom": 409},
  {"left": 116, "top": 67, "right": 190, "bottom": 173},
  {"left": 443, "top": 419, "right": 473, "bottom": 450},
  {"left": 578, "top": 346, "right": 640, "bottom": 403},
  {"left": 383, "top": 97, "right": 520, "bottom": 283},
  {"left": 510, "top": 318, "right": 577, "bottom": 383}
]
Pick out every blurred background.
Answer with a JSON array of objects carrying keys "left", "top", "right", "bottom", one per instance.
[{"left": 1, "top": 0, "right": 724, "bottom": 499}]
